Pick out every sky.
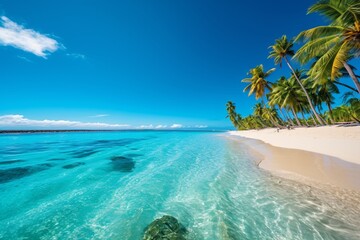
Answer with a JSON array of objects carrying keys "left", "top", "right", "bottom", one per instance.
[{"left": 0, "top": 0, "right": 355, "bottom": 130}]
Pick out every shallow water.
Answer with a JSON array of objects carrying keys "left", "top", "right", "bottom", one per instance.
[{"left": 0, "top": 131, "right": 359, "bottom": 239}]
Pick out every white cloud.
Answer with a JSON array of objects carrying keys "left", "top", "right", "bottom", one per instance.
[
  {"left": 17, "top": 55, "right": 32, "bottom": 62},
  {"left": 137, "top": 124, "right": 183, "bottom": 129},
  {"left": 66, "top": 53, "right": 85, "bottom": 60},
  {"left": 0, "top": 115, "right": 129, "bottom": 129},
  {"left": 155, "top": 124, "right": 167, "bottom": 129},
  {"left": 89, "top": 114, "right": 109, "bottom": 118},
  {"left": 138, "top": 124, "right": 154, "bottom": 129},
  {"left": 0, "top": 16, "right": 59, "bottom": 57},
  {"left": 194, "top": 125, "right": 208, "bottom": 128},
  {"left": 170, "top": 124, "right": 183, "bottom": 129}
]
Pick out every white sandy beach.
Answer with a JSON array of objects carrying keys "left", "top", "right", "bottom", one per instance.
[
  {"left": 229, "top": 126, "right": 360, "bottom": 191},
  {"left": 230, "top": 125, "right": 360, "bottom": 164}
]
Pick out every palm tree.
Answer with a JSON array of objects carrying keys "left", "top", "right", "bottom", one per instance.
[
  {"left": 267, "top": 76, "right": 295, "bottom": 126},
  {"left": 308, "top": 57, "right": 359, "bottom": 92},
  {"left": 235, "top": 113, "right": 245, "bottom": 129},
  {"left": 268, "top": 75, "right": 307, "bottom": 126},
  {"left": 269, "top": 35, "right": 325, "bottom": 125},
  {"left": 313, "top": 80, "right": 339, "bottom": 123},
  {"left": 241, "top": 65, "right": 276, "bottom": 99},
  {"left": 253, "top": 102, "right": 267, "bottom": 128},
  {"left": 262, "top": 106, "right": 282, "bottom": 128},
  {"left": 226, "top": 101, "right": 239, "bottom": 129},
  {"left": 294, "top": 0, "right": 360, "bottom": 93}
]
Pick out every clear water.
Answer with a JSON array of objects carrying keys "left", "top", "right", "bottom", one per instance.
[{"left": 0, "top": 131, "right": 359, "bottom": 240}]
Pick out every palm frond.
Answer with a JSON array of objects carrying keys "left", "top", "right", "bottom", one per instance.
[
  {"left": 332, "top": 41, "right": 351, "bottom": 79},
  {"left": 294, "top": 34, "right": 341, "bottom": 64}
]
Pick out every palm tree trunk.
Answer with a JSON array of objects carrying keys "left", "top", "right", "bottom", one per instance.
[
  {"left": 284, "top": 108, "right": 296, "bottom": 126},
  {"left": 279, "top": 108, "right": 290, "bottom": 125},
  {"left": 274, "top": 105, "right": 285, "bottom": 123},
  {"left": 326, "top": 101, "right": 335, "bottom": 124},
  {"left": 284, "top": 57, "right": 325, "bottom": 125},
  {"left": 256, "top": 117, "right": 267, "bottom": 128},
  {"left": 291, "top": 106, "right": 301, "bottom": 126},
  {"left": 285, "top": 109, "right": 295, "bottom": 126},
  {"left": 310, "top": 113, "right": 318, "bottom": 126},
  {"left": 300, "top": 111, "right": 309, "bottom": 127},
  {"left": 267, "top": 115, "right": 278, "bottom": 128},
  {"left": 343, "top": 62, "right": 360, "bottom": 94},
  {"left": 334, "top": 81, "right": 358, "bottom": 93}
]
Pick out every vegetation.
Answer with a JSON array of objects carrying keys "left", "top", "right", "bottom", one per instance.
[{"left": 227, "top": 0, "right": 360, "bottom": 130}]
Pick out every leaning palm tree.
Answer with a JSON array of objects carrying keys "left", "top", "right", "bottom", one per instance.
[
  {"left": 267, "top": 76, "right": 295, "bottom": 126},
  {"left": 269, "top": 35, "right": 325, "bottom": 125},
  {"left": 226, "top": 101, "right": 240, "bottom": 129},
  {"left": 269, "top": 75, "right": 307, "bottom": 126},
  {"left": 241, "top": 65, "right": 276, "bottom": 99},
  {"left": 262, "top": 106, "right": 282, "bottom": 128},
  {"left": 313, "top": 80, "right": 339, "bottom": 123},
  {"left": 294, "top": 0, "right": 360, "bottom": 93},
  {"left": 253, "top": 103, "right": 267, "bottom": 127}
]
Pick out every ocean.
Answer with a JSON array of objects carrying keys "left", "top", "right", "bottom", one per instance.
[{"left": 0, "top": 131, "right": 359, "bottom": 239}]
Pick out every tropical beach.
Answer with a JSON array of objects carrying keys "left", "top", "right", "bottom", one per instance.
[
  {"left": 230, "top": 125, "right": 360, "bottom": 191},
  {"left": 1, "top": 0, "right": 360, "bottom": 239}
]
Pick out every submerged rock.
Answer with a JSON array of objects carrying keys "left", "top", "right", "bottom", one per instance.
[
  {"left": 72, "top": 149, "right": 98, "bottom": 158},
  {"left": 143, "top": 215, "right": 187, "bottom": 240},
  {"left": 62, "top": 162, "right": 85, "bottom": 169},
  {"left": 0, "top": 163, "right": 53, "bottom": 184},
  {"left": 110, "top": 156, "right": 135, "bottom": 172},
  {"left": 0, "top": 160, "right": 25, "bottom": 165}
]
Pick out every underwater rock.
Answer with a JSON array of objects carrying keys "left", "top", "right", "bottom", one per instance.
[
  {"left": 91, "top": 138, "right": 143, "bottom": 148},
  {"left": 143, "top": 215, "right": 187, "bottom": 240},
  {"left": 72, "top": 149, "right": 98, "bottom": 158},
  {"left": 62, "top": 162, "right": 85, "bottom": 169},
  {"left": 124, "top": 153, "right": 142, "bottom": 158},
  {"left": 0, "top": 163, "right": 53, "bottom": 184},
  {"left": 0, "top": 160, "right": 25, "bottom": 165},
  {"left": 110, "top": 156, "right": 135, "bottom": 172},
  {"left": 47, "top": 158, "right": 66, "bottom": 161}
]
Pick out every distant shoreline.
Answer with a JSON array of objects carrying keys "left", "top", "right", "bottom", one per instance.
[
  {"left": 0, "top": 130, "right": 117, "bottom": 134},
  {"left": 0, "top": 129, "right": 225, "bottom": 134}
]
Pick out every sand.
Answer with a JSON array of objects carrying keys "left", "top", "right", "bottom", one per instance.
[{"left": 229, "top": 125, "right": 360, "bottom": 191}]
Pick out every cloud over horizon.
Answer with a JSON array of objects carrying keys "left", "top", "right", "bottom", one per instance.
[
  {"left": 0, "top": 115, "right": 129, "bottom": 129},
  {"left": 0, "top": 115, "right": 209, "bottom": 130},
  {"left": 137, "top": 123, "right": 184, "bottom": 129},
  {"left": 0, "top": 16, "right": 59, "bottom": 57}
]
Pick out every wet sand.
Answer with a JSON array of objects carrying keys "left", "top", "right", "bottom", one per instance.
[{"left": 227, "top": 135, "right": 360, "bottom": 192}]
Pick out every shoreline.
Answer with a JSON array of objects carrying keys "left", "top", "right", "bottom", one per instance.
[
  {"left": 230, "top": 125, "right": 360, "bottom": 164},
  {"left": 228, "top": 126, "right": 360, "bottom": 192}
]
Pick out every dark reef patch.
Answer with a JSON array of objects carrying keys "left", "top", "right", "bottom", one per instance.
[
  {"left": 47, "top": 158, "right": 66, "bottom": 161},
  {"left": 124, "top": 153, "right": 143, "bottom": 158},
  {"left": 0, "top": 160, "right": 25, "bottom": 165},
  {"left": 72, "top": 150, "right": 98, "bottom": 158},
  {"left": 62, "top": 162, "right": 85, "bottom": 169},
  {"left": 143, "top": 215, "right": 187, "bottom": 240},
  {"left": 90, "top": 138, "right": 144, "bottom": 148},
  {"left": 110, "top": 156, "right": 135, "bottom": 172},
  {"left": 0, "top": 163, "right": 53, "bottom": 184},
  {"left": 0, "top": 145, "right": 49, "bottom": 155}
]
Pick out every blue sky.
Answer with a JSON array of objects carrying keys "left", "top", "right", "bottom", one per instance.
[{"left": 0, "top": 0, "right": 356, "bottom": 130}]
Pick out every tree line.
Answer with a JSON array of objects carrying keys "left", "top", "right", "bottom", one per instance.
[{"left": 227, "top": 0, "right": 360, "bottom": 130}]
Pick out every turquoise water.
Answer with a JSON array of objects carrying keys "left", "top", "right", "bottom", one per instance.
[{"left": 0, "top": 131, "right": 359, "bottom": 240}]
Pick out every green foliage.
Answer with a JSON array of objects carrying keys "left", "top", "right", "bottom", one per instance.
[
  {"left": 242, "top": 65, "right": 275, "bottom": 99},
  {"left": 268, "top": 35, "right": 294, "bottom": 67},
  {"left": 226, "top": 0, "right": 360, "bottom": 130},
  {"left": 295, "top": 0, "right": 360, "bottom": 83}
]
